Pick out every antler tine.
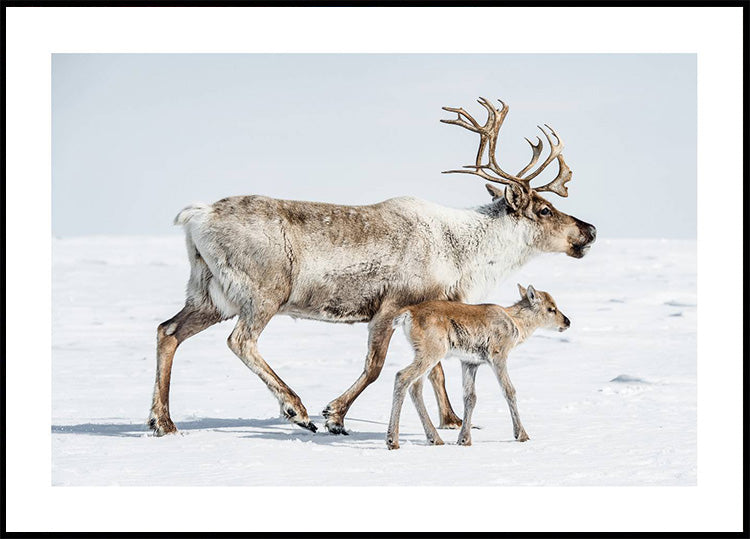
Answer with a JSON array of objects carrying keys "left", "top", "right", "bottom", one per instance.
[
  {"left": 476, "top": 97, "right": 497, "bottom": 122},
  {"left": 441, "top": 104, "right": 488, "bottom": 165},
  {"left": 475, "top": 99, "right": 494, "bottom": 167},
  {"left": 440, "top": 106, "right": 483, "bottom": 132},
  {"left": 441, "top": 165, "right": 518, "bottom": 186},
  {"left": 442, "top": 98, "right": 573, "bottom": 198},
  {"left": 516, "top": 136, "right": 543, "bottom": 178},
  {"left": 521, "top": 124, "right": 564, "bottom": 181},
  {"left": 517, "top": 123, "right": 571, "bottom": 197},
  {"left": 442, "top": 97, "right": 576, "bottom": 198},
  {"left": 476, "top": 97, "right": 509, "bottom": 170},
  {"left": 533, "top": 154, "right": 572, "bottom": 197}
]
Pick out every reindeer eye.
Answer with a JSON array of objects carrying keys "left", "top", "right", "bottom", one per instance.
[
  {"left": 548, "top": 307, "right": 556, "bottom": 313},
  {"left": 539, "top": 207, "right": 551, "bottom": 216}
]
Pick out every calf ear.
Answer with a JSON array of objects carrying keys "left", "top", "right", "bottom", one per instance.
[
  {"left": 517, "top": 283, "right": 527, "bottom": 298},
  {"left": 526, "top": 284, "right": 539, "bottom": 304}
]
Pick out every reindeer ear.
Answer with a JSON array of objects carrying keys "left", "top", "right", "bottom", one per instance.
[
  {"left": 517, "top": 283, "right": 527, "bottom": 298},
  {"left": 504, "top": 184, "right": 524, "bottom": 212},
  {"left": 485, "top": 183, "right": 505, "bottom": 200},
  {"left": 526, "top": 284, "right": 539, "bottom": 304}
]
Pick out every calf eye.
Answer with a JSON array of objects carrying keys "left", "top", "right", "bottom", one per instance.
[{"left": 539, "top": 207, "right": 551, "bottom": 216}]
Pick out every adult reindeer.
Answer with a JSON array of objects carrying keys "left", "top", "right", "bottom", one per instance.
[{"left": 149, "top": 97, "right": 596, "bottom": 436}]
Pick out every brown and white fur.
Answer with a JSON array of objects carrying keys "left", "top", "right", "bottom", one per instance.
[
  {"left": 149, "top": 185, "right": 594, "bottom": 437},
  {"left": 386, "top": 284, "right": 570, "bottom": 450}
]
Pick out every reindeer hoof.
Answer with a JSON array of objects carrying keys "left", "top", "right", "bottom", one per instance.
[
  {"left": 457, "top": 437, "right": 472, "bottom": 446},
  {"left": 321, "top": 405, "right": 337, "bottom": 420},
  {"left": 322, "top": 405, "right": 348, "bottom": 435},
  {"left": 517, "top": 432, "right": 530, "bottom": 442},
  {"left": 282, "top": 402, "right": 316, "bottom": 432},
  {"left": 325, "top": 421, "right": 349, "bottom": 435},
  {"left": 386, "top": 438, "right": 400, "bottom": 450},
  {"left": 149, "top": 417, "right": 178, "bottom": 437},
  {"left": 295, "top": 421, "right": 318, "bottom": 433},
  {"left": 428, "top": 437, "right": 445, "bottom": 446}
]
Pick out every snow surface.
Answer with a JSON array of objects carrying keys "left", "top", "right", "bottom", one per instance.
[{"left": 52, "top": 236, "right": 696, "bottom": 486}]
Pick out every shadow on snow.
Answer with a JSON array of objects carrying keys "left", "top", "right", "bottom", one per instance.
[
  {"left": 52, "top": 417, "right": 291, "bottom": 438},
  {"left": 51, "top": 416, "right": 392, "bottom": 445}
]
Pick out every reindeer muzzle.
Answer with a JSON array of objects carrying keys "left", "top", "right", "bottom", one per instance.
[{"left": 569, "top": 221, "right": 596, "bottom": 258}]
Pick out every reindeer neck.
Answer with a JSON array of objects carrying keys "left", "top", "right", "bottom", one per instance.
[
  {"left": 452, "top": 203, "right": 538, "bottom": 302},
  {"left": 481, "top": 200, "right": 537, "bottom": 264},
  {"left": 480, "top": 217, "right": 536, "bottom": 270},
  {"left": 504, "top": 300, "right": 543, "bottom": 342}
]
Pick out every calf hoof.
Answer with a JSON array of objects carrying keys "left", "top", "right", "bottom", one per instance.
[
  {"left": 148, "top": 416, "right": 178, "bottom": 437},
  {"left": 386, "top": 437, "right": 400, "bottom": 450}
]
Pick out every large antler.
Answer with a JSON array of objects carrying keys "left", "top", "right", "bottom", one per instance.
[{"left": 440, "top": 97, "right": 572, "bottom": 197}]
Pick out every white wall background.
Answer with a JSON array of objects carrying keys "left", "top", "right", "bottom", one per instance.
[
  {"left": 52, "top": 53, "right": 696, "bottom": 238},
  {"left": 8, "top": 6, "right": 743, "bottom": 534}
]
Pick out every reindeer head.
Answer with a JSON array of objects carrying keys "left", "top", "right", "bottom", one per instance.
[
  {"left": 517, "top": 283, "right": 571, "bottom": 333},
  {"left": 442, "top": 97, "right": 597, "bottom": 258}
]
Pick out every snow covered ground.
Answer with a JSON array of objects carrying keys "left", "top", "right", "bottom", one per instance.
[{"left": 52, "top": 236, "right": 696, "bottom": 486}]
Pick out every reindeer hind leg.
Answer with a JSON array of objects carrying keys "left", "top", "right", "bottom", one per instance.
[
  {"left": 227, "top": 310, "right": 316, "bottom": 432},
  {"left": 150, "top": 304, "right": 223, "bottom": 436}
]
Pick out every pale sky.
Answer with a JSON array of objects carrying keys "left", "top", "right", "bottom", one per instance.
[{"left": 52, "top": 54, "right": 696, "bottom": 238}]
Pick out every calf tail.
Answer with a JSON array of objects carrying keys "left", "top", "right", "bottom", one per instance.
[{"left": 392, "top": 309, "right": 412, "bottom": 329}]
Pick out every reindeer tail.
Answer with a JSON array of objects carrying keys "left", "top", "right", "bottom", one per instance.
[{"left": 174, "top": 203, "right": 212, "bottom": 226}]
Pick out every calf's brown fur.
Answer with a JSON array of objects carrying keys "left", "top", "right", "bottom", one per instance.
[{"left": 386, "top": 284, "right": 570, "bottom": 449}]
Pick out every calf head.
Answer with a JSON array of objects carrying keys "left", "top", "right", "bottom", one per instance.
[{"left": 517, "top": 283, "right": 571, "bottom": 332}]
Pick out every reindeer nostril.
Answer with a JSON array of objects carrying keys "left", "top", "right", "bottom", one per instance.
[{"left": 588, "top": 225, "right": 597, "bottom": 241}]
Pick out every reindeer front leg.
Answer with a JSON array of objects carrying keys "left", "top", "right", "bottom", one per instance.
[
  {"left": 428, "top": 362, "right": 463, "bottom": 429},
  {"left": 323, "top": 307, "right": 398, "bottom": 434}
]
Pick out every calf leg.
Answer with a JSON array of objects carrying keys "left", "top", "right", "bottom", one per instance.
[
  {"left": 228, "top": 314, "right": 316, "bottom": 432},
  {"left": 149, "top": 305, "right": 223, "bottom": 436},
  {"left": 409, "top": 377, "right": 444, "bottom": 446},
  {"left": 493, "top": 359, "right": 529, "bottom": 442},
  {"left": 386, "top": 359, "right": 435, "bottom": 450},
  {"left": 323, "top": 307, "right": 398, "bottom": 434},
  {"left": 428, "top": 362, "right": 463, "bottom": 429},
  {"left": 456, "top": 362, "right": 478, "bottom": 446}
]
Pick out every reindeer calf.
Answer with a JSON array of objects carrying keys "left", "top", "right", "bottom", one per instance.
[{"left": 386, "top": 284, "right": 570, "bottom": 450}]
